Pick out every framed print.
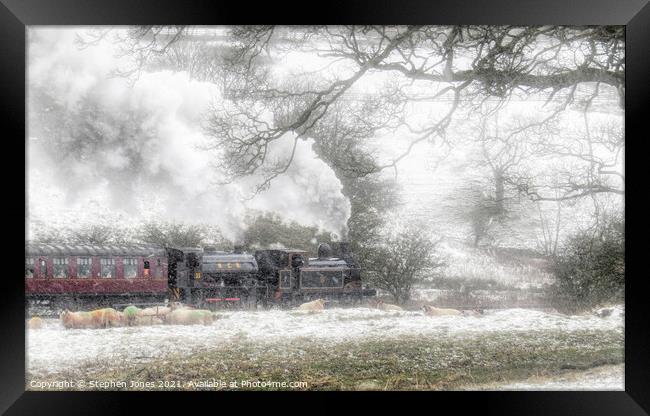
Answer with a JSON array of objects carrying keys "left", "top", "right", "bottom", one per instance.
[{"left": 1, "top": 0, "right": 648, "bottom": 414}]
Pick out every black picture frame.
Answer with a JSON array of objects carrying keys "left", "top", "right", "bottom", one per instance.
[{"left": 1, "top": 0, "right": 647, "bottom": 414}]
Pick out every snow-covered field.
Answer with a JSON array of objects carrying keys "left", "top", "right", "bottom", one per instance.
[
  {"left": 470, "top": 364, "right": 624, "bottom": 391},
  {"left": 411, "top": 287, "right": 549, "bottom": 306},
  {"left": 27, "top": 305, "right": 624, "bottom": 381},
  {"left": 434, "top": 240, "right": 555, "bottom": 290}
]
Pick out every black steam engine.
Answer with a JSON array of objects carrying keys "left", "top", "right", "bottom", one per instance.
[{"left": 167, "top": 243, "right": 375, "bottom": 307}]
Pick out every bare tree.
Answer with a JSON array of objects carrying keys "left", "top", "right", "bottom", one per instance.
[
  {"left": 72, "top": 26, "right": 627, "bottom": 255},
  {"left": 365, "top": 225, "right": 445, "bottom": 304},
  {"left": 105, "top": 25, "right": 623, "bottom": 197},
  {"left": 508, "top": 104, "right": 624, "bottom": 202},
  {"left": 450, "top": 108, "right": 555, "bottom": 247},
  {"left": 451, "top": 181, "right": 503, "bottom": 248},
  {"left": 535, "top": 199, "right": 563, "bottom": 257},
  {"left": 470, "top": 108, "right": 554, "bottom": 215},
  {"left": 305, "top": 101, "right": 402, "bottom": 260}
]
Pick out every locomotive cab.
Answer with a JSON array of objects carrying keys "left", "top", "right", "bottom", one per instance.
[
  {"left": 254, "top": 244, "right": 367, "bottom": 304},
  {"left": 254, "top": 249, "right": 307, "bottom": 292}
]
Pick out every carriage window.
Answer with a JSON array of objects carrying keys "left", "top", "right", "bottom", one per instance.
[
  {"left": 53, "top": 257, "right": 69, "bottom": 278},
  {"left": 39, "top": 259, "right": 47, "bottom": 278},
  {"left": 100, "top": 258, "right": 115, "bottom": 278},
  {"left": 25, "top": 258, "right": 34, "bottom": 278},
  {"left": 291, "top": 254, "right": 304, "bottom": 268},
  {"left": 123, "top": 258, "right": 137, "bottom": 279},
  {"left": 77, "top": 257, "right": 91, "bottom": 278}
]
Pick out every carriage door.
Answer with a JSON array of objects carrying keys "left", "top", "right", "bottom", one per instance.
[{"left": 143, "top": 260, "right": 150, "bottom": 278}]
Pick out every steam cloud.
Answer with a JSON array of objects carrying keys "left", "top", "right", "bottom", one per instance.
[{"left": 27, "top": 27, "right": 351, "bottom": 241}]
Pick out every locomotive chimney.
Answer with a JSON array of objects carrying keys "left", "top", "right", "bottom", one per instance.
[{"left": 317, "top": 243, "right": 332, "bottom": 259}]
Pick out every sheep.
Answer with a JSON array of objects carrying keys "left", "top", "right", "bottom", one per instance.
[
  {"left": 122, "top": 305, "right": 171, "bottom": 326},
  {"left": 27, "top": 316, "right": 43, "bottom": 330},
  {"left": 89, "top": 308, "right": 124, "bottom": 328},
  {"left": 60, "top": 310, "right": 96, "bottom": 329},
  {"left": 422, "top": 305, "right": 462, "bottom": 316},
  {"left": 140, "top": 305, "right": 171, "bottom": 316},
  {"left": 123, "top": 305, "right": 142, "bottom": 326},
  {"left": 296, "top": 298, "right": 326, "bottom": 311},
  {"left": 139, "top": 306, "right": 172, "bottom": 325},
  {"left": 167, "top": 308, "right": 214, "bottom": 325}
]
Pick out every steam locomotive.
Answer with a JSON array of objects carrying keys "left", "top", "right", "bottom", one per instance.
[{"left": 25, "top": 242, "right": 375, "bottom": 310}]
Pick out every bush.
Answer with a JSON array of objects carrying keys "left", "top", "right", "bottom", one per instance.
[
  {"left": 136, "top": 221, "right": 208, "bottom": 248},
  {"left": 365, "top": 225, "right": 445, "bottom": 305},
  {"left": 242, "top": 212, "right": 337, "bottom": 255},
  {"left": 30, "top": 222, "right": 136, "bottom": 245},
  {"left": 550, "top": 215, "right": 624, "bottom": 312}
]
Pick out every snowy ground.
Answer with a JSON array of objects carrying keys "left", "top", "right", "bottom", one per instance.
[
  {"left": 468, "top": 364, "right": 624, "bottom": 390},
  {"left": 27, "top": 305, "right": 624, "bottom": 384},
  {"left": 411, "top": 287, "right": 550, "bottom": 307}
]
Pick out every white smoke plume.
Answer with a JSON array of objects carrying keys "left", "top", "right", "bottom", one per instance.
[{"left": 27, "top": 27, "right": 351, "bottom": 242}]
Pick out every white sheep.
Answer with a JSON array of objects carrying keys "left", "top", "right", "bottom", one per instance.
[
  {"left": 422, "top": 305, "right": 462, "bottom": 316},
  {"left": 369, "top": 298, "right": 404, "bottom": 311},
  {"left": 296, "top": 298, "right": 326, "bottom": 311}
]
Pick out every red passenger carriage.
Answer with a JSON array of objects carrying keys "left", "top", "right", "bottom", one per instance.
[{"left": 25, "top": 243, "right": 169, "bottom": 309}]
